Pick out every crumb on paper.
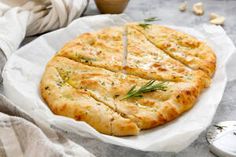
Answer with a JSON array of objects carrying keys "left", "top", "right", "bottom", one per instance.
[
  {"left": 193, "top": 2, "right": 204, "bottom": 16},
  {"left": 179, "top": 1, "right": 187, "bottom": 12}
]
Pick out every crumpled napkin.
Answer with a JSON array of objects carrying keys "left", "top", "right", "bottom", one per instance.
[
  {"left": 0, "top": 0, "right": 89, "bottom": 58},
  {"left": 0, "top": 94, "right": 94, "bottom": 157},
  {"left": 0, "top": 0, "right": 94, "bottom": 156}
]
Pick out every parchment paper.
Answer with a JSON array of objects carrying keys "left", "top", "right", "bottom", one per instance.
[{"left": 2, "top": 14, "right": 236, "bottom": 152}]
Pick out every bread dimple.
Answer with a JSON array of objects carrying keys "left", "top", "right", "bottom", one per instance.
[{"left": 40, "top": 24, "right": 216, "bottom": 136}]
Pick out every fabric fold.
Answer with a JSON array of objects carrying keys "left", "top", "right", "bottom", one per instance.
[
  {"left": 0, "top": 0, "right": 94, "bottom": 156},
  {"left": 0, "top": 96, "right": 94, "bottom": 157},
  {"left": 0, "top": 0, "right": 89, "bottom": 58}
]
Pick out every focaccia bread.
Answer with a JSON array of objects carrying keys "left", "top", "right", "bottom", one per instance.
[{"left": 40, "top": 24, "right": 216, "bottom": 136}]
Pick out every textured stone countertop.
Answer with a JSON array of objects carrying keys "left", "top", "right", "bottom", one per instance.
[{"left": 73, "top": 0, "right": 236, "bottom": 157}]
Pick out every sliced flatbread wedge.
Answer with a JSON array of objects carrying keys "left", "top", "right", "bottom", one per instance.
[
  {"left": 128, "top": 23, "right": 216, "bottom": 77},
  {"left": 40, "top": 58, "right": 139, "bottom": 136}
]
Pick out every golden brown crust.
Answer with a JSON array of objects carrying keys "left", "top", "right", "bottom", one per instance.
[{"left": 40, "top": 24, "right": 216, "bottom": 136}]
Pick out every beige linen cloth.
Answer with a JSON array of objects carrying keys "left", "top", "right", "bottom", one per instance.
[
  {"left": 0, "top": 0, "right": 89, "bottom": 58},
  {"left": 0, "top": 95, "right": 94, "bottom": 157},
  {"left": 0, "top": 0, "right": 94, "bottom": 157}
]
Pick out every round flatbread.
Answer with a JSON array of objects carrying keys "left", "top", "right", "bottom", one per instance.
[{"left": 40, "top": 24, "right": 216, "bottom": 136}]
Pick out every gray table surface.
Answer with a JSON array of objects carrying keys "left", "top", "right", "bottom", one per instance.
[{"left": 2, "top": 0, "right": 236, "bottom": 157}]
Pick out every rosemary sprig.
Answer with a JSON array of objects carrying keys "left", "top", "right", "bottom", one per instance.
[
  {"left": 138, "top": 23, "right": 151, "bottom": 29},
  {"left": 213, "top": 124, "right": 226, "bottom": 130},
  {"left": 144, "top": 17, "right": 160, "bottom": 22},
  {"left": 138, "top": 17, "right": 160, "bottom": 29},
  {"left": 121, "top": 80, "right": 167, "bottom": 100}
]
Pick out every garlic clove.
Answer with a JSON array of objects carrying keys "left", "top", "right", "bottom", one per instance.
[
  {"left": 179, "top": 1, "right": 187, "bottom": 12},
  {"left": 209, "top": 13, "right": 219, "bottom": 20},
  {"left": 210, "top": 16, "right": 225, "bottom": 25},
  {"left": 193, "top": 2, "right": 204, "bottom": 16}
]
